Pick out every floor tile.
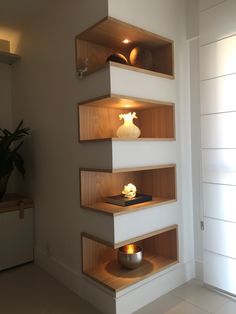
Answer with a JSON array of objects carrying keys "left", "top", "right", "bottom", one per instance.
[
  {"left": 171, "top": 280, "right": 229, "bottom": 313},
  {"left": 185, "top": 287, "right": 228, "bottom": 313},
  {"left": 214, "top": 300, "right": 236, "bottom": 314},
  {"left": 167, "top": 301, "right": 210, "bottom": 314},
  {"left": 134, "top": 293, "right": 184, "bottom": 314},
  {"left": 0, "top": 263, "right": 100, "bottom": 314},
  {"left": 171, "top": 279, "right": 204, "bottom": 300},
  {"left": 135, "top": 293, "right": 209, "bottom": 314}
]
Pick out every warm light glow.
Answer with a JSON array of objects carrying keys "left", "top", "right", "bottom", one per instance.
[
  {"left": 122, "top": 38, "right": 130, "bottom": 44},
  {"left": 122, "top": 183, "right": 137, "bottom": 198},
  {"left": 126, "top": 244, "right": 135, "bottom": 254},
  {"left": 0, "top": 27, "right": 22, "bottom": 53},
  {"left": 116, "top": 99, "right": 136, "bottom": 109}
]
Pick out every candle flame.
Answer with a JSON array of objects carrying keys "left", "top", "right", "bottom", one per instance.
[{"left": 126, "top": 244, "right": 135, "bottom": 254}]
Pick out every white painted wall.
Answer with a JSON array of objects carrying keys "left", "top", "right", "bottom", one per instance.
[
  {"left": 189, "top": 36, "right": 203, "bottom": 278},
  {"left": 186, "top": 0, "right": 199, "bottom": 40},
  {"left": 0, "top": 64, "right": 12, "bottom": 129},
  {"left": 186, "top": 0, "right": 208, "bottom": 279},
  {"left": 0, "top": 63, "right": 15, "bottom": 193},
  {"left": 11, "top": 0, "right": 108, "bottom": 292}
]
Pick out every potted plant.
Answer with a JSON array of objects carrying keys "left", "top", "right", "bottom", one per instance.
[{"left": 0, "top": 120, "right": 30, "bottom": 199}]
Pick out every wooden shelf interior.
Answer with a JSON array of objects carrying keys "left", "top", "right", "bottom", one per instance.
[
  {"left": 0, "top": 51, "right": 20, "bottom": 65},
  {"left": 75, "top": 17, "right": 174, "bottom": 77},
  {"left": 82, "top": 226, "right": 178, "bottom": 292},
  {"left": 78, "top": 95, "right": 175, "bottom": 141},
  {"left": 80, "top": 166, "right": 176, "bottom": 215}
]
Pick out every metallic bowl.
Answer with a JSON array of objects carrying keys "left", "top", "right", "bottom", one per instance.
[{"left": 118, "top": 244, "right": 143, "bottom": 269}]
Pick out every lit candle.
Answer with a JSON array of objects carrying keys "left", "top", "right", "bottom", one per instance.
[
  {"left": 126, "top": 244, "right": 136, "bottom": 254},
  {"left": 118, "top": 244, "right": 143, "bottom": 269}
]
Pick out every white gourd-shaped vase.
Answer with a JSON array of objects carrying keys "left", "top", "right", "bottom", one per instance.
[{"left": 116, "top": 112, "right": 141, "bottom": 139}]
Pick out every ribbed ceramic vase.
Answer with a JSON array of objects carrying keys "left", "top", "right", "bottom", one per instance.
[{"left": 116, "top": 112, "right": 141, "bottom": 139}]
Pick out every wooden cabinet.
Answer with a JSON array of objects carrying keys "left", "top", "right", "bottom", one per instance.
[
  {"left": 0, "top": 194, "right": 34, "bottom": 271},
  {"left": 75, "top": 16, "right": 174, "bottom": 78}
]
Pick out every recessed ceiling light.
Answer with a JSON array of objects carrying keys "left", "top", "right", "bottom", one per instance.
[{"left": 122, "top": 39, "right": 130, "bottom": 44}]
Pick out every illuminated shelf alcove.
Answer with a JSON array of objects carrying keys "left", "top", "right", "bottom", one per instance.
[
  {"left": 82, "top": 225, "right": 178, "bottom": 292},
  {"left": 78, "top": 94, "right": 175, "bottom": 142},
  {"left": 80, "top": 165, "right": 176, "bottom": 216},
  {"left": 75, "top": 16, "right": 174, "bottom": 78}
]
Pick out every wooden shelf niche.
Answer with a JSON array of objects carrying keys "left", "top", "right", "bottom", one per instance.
[
  {"left": 80, "top": 165, "right": 176, "bottom": 216},
  {"left": 78, "top": 94, "right": 175, "bottom": 142},
  {"left": 82, "top": 225, "right": 178, "bottom": 292},
  {"left": 75, "top": 16, "right": 174, "bottom": 78},
  {"left": 0, "top": 51, "right": 20, "bottom": 65}
]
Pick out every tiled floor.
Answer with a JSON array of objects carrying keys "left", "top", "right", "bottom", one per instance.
[
  {"left": 0, "top": 263, "right": 236, "bottom": 314},
  {"left": 0, "top": 263, "right": 99, "bottom": 314},
  {"left": 135, "top": 279, "right": 236, "bottom": 314}
]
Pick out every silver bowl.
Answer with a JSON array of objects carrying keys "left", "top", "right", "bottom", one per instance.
[{"left": 118, "top": 244, "right": 143, "bottom": 269}]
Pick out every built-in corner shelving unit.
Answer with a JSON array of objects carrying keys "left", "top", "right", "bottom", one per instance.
[
  {"left": 75, "top": 16, "right": 174, "bottom": 79},
  {"left": 76, "top": 15, "right": 177, "bottom": 312},
  {"left": 82, "top": 225, "right": 178, "bottom": 292},
  {"left": 0, "top": 51, "right": 20, "bottom": 65},
  {"left": 80, "top": 165, "right": 176, "bottom": 215},
  {"left": 78, "top": 94, "right": 175, "bottom": 142}
]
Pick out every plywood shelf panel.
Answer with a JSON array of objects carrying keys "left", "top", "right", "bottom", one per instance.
[
  {"left": 82, "top": 197, "right": 176, "bottom": 216},
  {"left": 75, "top": 17, "right": 174, "bottom": 78},
  {"left": 108, "top": 61, "right": 174, "bottom": 79},
  {"left": 80, "top": 138, "right": 175, "bottom": 143},
  {"left": 82, "top": 226, "right": 178, "bottom": 292},
  {"left": 85, "top": 254, "right": 177, "bottom": 292},
  {"left": 0, "top": 51, "right": 20, "bottom": 65},
  {"left": 78, "top": 94, "right": 175, "bottom": 141},
  {"left": 80, "top": 164, "right": 175, "bottom": 172},
  {"left": 80, "top": 166, "right": 176, "bottom": 216}
]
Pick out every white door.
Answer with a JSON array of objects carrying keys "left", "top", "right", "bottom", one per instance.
[{"left": 200, "top": 34, "right": 236, "bottom": 295}]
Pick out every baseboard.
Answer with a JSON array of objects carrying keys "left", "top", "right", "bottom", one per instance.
[
  {"left": 195, "top": 260, "right": 203, "bottom": 280},
  {"left": 34, "top": 247, "right": 79, "bottom": 294},
  {"left": 116, "top": 259, "right": 195, "bottom": 314},
  {"left": 78, "top": 259, "right": 195, "bottom": 314},
  {"left": 35, "top": 248, "right": 196, "bottom": 314}
]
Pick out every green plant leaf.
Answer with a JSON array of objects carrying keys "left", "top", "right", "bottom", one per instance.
[
  {"left": 0, "top": 120, "right": 30, "bottom": 178},
  {"left": 13, "top": 153, "right": 25, "bottom": 176},
  {"left": 0, "top": 157, "right": 13, "bottom": 177}
]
